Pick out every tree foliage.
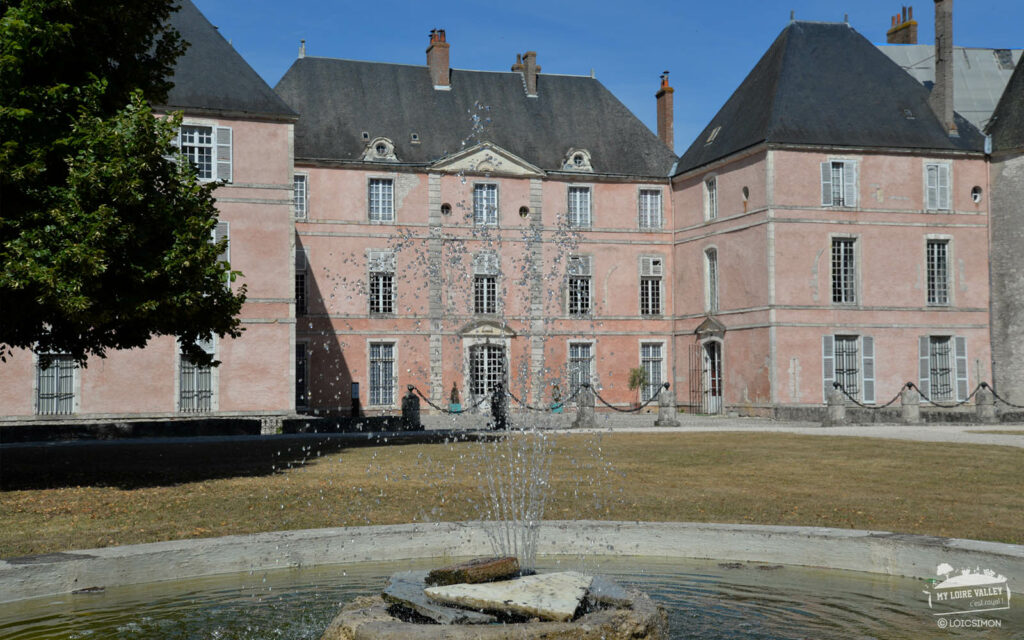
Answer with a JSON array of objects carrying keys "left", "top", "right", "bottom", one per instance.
[{"left": 1, "top": 0, "right": 245, "bottom": 365}]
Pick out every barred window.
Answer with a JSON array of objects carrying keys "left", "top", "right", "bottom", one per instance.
[
  {"left": 368, "top": 178, "right": 394, "bottom": 222},
  {"left": 294, "top": 173, "right": 308, "bottom": 219},
  {"left": 639, "top": 189, "right": 662, "bottom": 229},
  {"left": 831, "top": 238, "right": 856, "bottom": 304},
  {"left": 567, "top": 255, "right": 591, "bottom": 315},
  {"left": 36, "top": 355, "right": 75, "bottom": 415},
  {"left": 929, "top": 336, "right": 954, "bottom": 401},
  {"left": 469, "top": 344, "right": 505, "bottom": 397},
  {"left": 927, "top": 240, "right": 949, "bottom": 305},
  {"left": 473, "top": 183, "right": 498, "bottom": 226},
  {"left": 568, "top": 342, "right": 593, "bottom": 395},
  {"left": 369, "top": 342, "right": 395, "bottom": 405},
  {"left": 567, "top": 186, "right": 592, "bottom": 228},
  {"left": 180, "top": 339, "right": 214, "bottom": 413},
  {"left": 834, "top": 335, "right": 860, "bottom": 398},
  {"left": 640, "top": 343, "right": 663, "bottom": 402}
]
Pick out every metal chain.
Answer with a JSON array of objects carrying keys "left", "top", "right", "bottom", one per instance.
[
  {"left": 590, "top": 383, "right": 669, "bottom": 413},
  {"left": 978, "top": 383, "right": 1024, "bottom": 410},
  {"left": 505, "top": 384, "right": 584, "bottom": 412},
  {"left": 904, "top": 381, "right": 982, "bottom": 409},
  {"left": 407, "top": 385, "right": 488, "bottom": 414},
  {"left": 831, "top": 382, "right": 904, "bottom": 410}
]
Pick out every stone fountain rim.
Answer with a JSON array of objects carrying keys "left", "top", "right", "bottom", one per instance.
[{"left": 1, "top": 520, "right": 1022, "bottom": 604}]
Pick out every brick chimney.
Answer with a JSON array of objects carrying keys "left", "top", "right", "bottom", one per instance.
[
  {"left": 656, "top": 72, "right": 674, "bottom": 150},
  {"left": 929, "top": 0, "right": 957, "bottom": 135},
  {"left": 512, "top": 51, "right": 541, "bottom": 97},
  {"left": 427, "top": 29, "right": 450, "bottom": 89},
  {"left": 886, "top": 6, "right": 918, "bottom": 44}
]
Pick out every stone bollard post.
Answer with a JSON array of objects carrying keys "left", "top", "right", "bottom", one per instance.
[
  {"left": 900, "top": 386, "right": 922, "bottom": 425},
  {"left": 401, "top": 386, "right": 421, "bottom": 431},
  {"left": 976, "top": 385, "right": 997, "bottom": 423},
  {"left": 490, "top": 383, "right": 508, "bottom": 431},
  {"left": 823, "top": 386, "right": 846, "bottom": 427},
  {"left": 572, "top": 384, "right": 596, "bottom": 429},
  {"left": 654, "top": 384, "right": 680, "bottom": 427}
]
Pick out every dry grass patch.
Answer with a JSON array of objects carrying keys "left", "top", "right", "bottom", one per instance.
[{"left": 1, "top": 433, "right": 1022, "bottom": 558}]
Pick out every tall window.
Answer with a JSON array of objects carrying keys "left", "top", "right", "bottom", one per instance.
[
  {"left": 640, "top": 256, "right": 663, "bottom": 315},
  {"left": 568, "top": 342, "right": 593, "bottom": 395},
  {"left": 822, "top": 335, "right": 875, "bottom": 403},
  {"left": 834, "top": 335, "right": 860, "bottom": 398},
  {"left": 368, "top": 178, "right": 394, "bottom": 222},
  {"left": 180, "top": 339, "right": 214, "bottom": 413},
  {"left": 821, "top": 160, "right": 857, "bottom": 207},
  {"left": 294, "top": 173, "right": 308, "bottom": 219},
  {"left": 640, "top": 343, "right": 663, "bottom": 402},
  {"left": 36, "top": 355, "right": 75, "bottom": 415},
  {"left": 473, "top": 183, "right": 498, "bottom": 226},
  {"left": 638, "top": 189, "right": 662, "bottom": 229},
  {"left": 567, "top": 186, "right": 592, "bottom": 228},
  {"left": 925, "top": 163, "right": 951, "bottom": 211},
  {"left": 928, "top": 336, "right": 954, "bottom": 401},
  {"left": 369, "top": 342, "right": 395, "bottom": 405},
  {"left": 705, "top": 248, "right": 719, "bottom": 313},
  {"left": 179, "top": 125, "right": 231, "bottom": 182},
  {"left": 295, "top": 248, "right": 308, "bottom": 315},
  {"left": 704, "top": 177, "right": 718, "bottom": 220},
  {"left": 469, "top": 344, "right": 505, "bottom": 397},
  {"left": 567, "top": 255, "right": 592, "bottom": 315},
  {"left": 831, "top": 238, "right": 856, "bottom": 304},
  {"left": 368, "top": 250, "right": 395, "bottom": 314},
  {"left": 296, "top": 343, "right": 308, "bottom": 409},
  {"left": 473, "top": 252, "right": 499, "bottom": 315},
  {"left": 927, "top": 240, "right": 949, "bottom": 305}
]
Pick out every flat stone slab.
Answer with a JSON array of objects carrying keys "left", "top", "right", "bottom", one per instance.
[
  {"left": 382, "top": 571, "right": 496, "bottom": 624},
  {"left": 425, "top": 556, "right": 520, "bottom": 586},
  {"left": 424, "top": 571, "right": 592, "bottom": 622},
  {"left": 587, "top": 575, "right": 632, "bottom": 608}
]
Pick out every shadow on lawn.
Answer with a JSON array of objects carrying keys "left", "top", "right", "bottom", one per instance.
[{"left": 0, "top": 436, "right": 357, "bottom": 490}]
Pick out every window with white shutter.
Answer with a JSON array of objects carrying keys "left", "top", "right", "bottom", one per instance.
[
  {"left": 36, "top": 355, "right": 76, "bottom": 415},
  {"left": 180, "top": 338, "right": 215, "bottom": 413},
  {"left": 925, "top": 163, "right": 951, "bottom": 211},
  {"left": 822, "top": 335, "right": 835, "bottom": 402},
  {"left": 179, "top": 125, "right": 232, "bottom": 182},
  {"left": 821, "top": 160, "right": 857, "bottom": 207}
]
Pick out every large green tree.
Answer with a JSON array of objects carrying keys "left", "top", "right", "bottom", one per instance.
[{"left": 0, "top": 0, "right": 245, "bottom": 365}]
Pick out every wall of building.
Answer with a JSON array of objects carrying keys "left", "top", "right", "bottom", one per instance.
[{"left": 989, "top": 151, "right": 1024, "bottom": 403}]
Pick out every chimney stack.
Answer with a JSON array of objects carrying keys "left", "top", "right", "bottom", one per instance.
[
  {"left": 656, "top": 71, "right": 674, "bottom": 150},
  {"left": 426, "top": 29, "right": 450, "bottom": 89},
  {"left": 930, "top": 0, "right": 957, "bottom": 135},
  {"left": 518, "top": 51, "right": 540, "bottom": 97},
  {"left": 886, "top": 5, "right": 918, "bottom": 44}
]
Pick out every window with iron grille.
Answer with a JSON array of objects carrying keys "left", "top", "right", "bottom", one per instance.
[
  {"left": 368, "top": 178, "right": 394, "bottom": 222},
  {"left": 567, "top": 186, "right": 592, "bottom": 228},
  {"left": 36, "top": 355, "right": 75, "bottom": 415},
  {"left": 704, "top": 177, "right": 718, "bottom": 220},
  {"left": 820, "top": 160, "right": 857, "bottom": 207},
  {"left": 640, "top": 256, "right": 663, "bottom": 315},
  {"left": 705, "top": 248, "right": 719, "bottom": 313},
  {"left": 369, "top": 342, "right": 395, "bottom": 405},
  {"left": 474, "top": 275, "right": 497, "bottom": 314},
  {"left": 833, "top": 335, "right": 860, "bottom": 398},
  {"left": 929, "top": 336, "right": 954, "bottom": 401},
  {"left": 639, "top": 189, "right": 662, "bottom": 229},
  {"left": 473, "top": 183, "right": 498, "bottom": 226},
  {"left": 640, "top": 342, "right": 663, "bottom": 402},
  {"left": 296, "top": 343, "right": 308, "bottom": 409},
  {"left": 179, "top": 125, "right": 231, "bottom": 182},
  {"left": 925, "top": 163, "right": 951, "bottom": 211},
  {"left": 831, "top": 238, "right": 856, "bottom": 304},
  {"left": 567, "top": 255, "right": 591, "bottom": 315},
  {"left": 927, "top": 240, "right": 949, "bottom": 305},
  {"left": 568, "top": 342, "right": 593, "bottom": 395},
  {"left": 469, "top": 344, "right": 504, "bottom": 397},
  {"left": 368, "top": 251, "right": 395, "bottom": 314},
  {"left": 180, "top": 339, "right": 214, "bottom": 413},
  {"left": 294, "top": 173, "right": 308, "bottom": 219}
]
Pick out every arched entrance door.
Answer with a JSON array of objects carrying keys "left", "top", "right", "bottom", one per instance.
[{"left": 703, "top": 341, "right": 723, "bottom": 414}]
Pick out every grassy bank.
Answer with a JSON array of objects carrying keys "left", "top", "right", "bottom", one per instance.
[{"left": 1, "top": 432, "right": 1021, "bottom": 558}]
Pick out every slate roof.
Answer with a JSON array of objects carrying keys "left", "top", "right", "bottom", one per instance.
[
  {"left": 987, "top": 59, "right": 1024, "bottom": 152},
  {"left": 159, "top": 0, "right": 296, "bottom": 119},
  {"left": 878, "top": 45, "right": 1022, "bottom": 131},
  {"left": 676, "top": 21, "right": 984, "bottom": 176},
  {"left": 274, "top": 58, "right": 677, "bottom": 178}
]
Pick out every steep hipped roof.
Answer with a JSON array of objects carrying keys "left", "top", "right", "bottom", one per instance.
[
  {"left": 274, "top": 58, "right": 677, "bottom": 177},
  {"left": 159, "top": 0, "right": 296, "bottom": 119},
  {"left": 878, "top": 45, "right": 1022, "bottom": 131},
  {"left": 676, "top": 21, "right": 984, "bottom": 176},
  {"left": 987, "top": 59, "right": 1024, "bottom": 152}
]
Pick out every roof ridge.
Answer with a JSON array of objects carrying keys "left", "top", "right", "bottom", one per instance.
[{"left": 298, "top": 56, "right": 597, "bottom": 79}]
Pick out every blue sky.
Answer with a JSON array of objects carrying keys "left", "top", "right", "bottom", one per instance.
[{"left": 193, "top": 0, "right": 1023, "bottom": 153}]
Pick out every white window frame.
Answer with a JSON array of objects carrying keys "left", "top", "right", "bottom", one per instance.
[
  {"left": 367, "top": 341, "right": 397, "bottom": 407},
  {"left": 34, "top": 353, "right": 79, "bottom": 415},
  {"left": 830, "top": 235, "right": 858, "bottom": 305},
  {"left": 177, "top": 336, "right": 217, "bottom": 413},
  {"left": 704, "top": 176, "right": 718, "bottom": 221},
  {"left": 638, "top": 188, "right": 663, "bottom": 230},
  {"left": 567, "top": 185, "right": 592, "bottom": 228},
  {"left": 639, "top": 341, "right": 665, "bottom": 403},
  {"left": 925, "top": 162, "right": 952, "bottom": 211},
  {"left": 368, "top": 250, "right": 395, "bottom": 315},
  {"left": 467, "top": 342, "right": 507, "bottom": 399},
  {"left": 639, "top": 255, "right": 664, "bottom": 316},
  {"left": 178, "top": 123, "right": 232, "bottom": 183},
  {"left": 473, "top": 182, "right": 499, "bottom": 226},
  {"left": 821, "top": 334, "right": 875, "bottom": 404},
  {"left": 295, "top": 341, "right": 309, "bottom": 410},
  {"left": 368, "top": 177, "right": 395, "bottom": 223},
  {"left": 919, "top": 335, "right": 968, "bottom": 403},
  {"left": 704, "top": 247, "right": 719, "bottom": 313},
  {"left": 820, "top": 158, "right": 858, "bottom": 207},
  {"left": 925, "top": 236, "right": 952, "bottom": 306},
  {"left": 472, "top": 251, "right": 499, "bottom": 315},
  {"left": 294, "top": 172, "right": 308, "bottom": 220},
  {"left": 567, "top": 255, "right": 592, "bottom": 315},
  {"left": 567, "top": 340, "right": 596, "bottom": 396}
]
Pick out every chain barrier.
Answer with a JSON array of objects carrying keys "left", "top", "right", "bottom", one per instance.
[
  {"left": 904, "top": 381, "right": 982, "bottom": 409},
  {"left": 505, "top": 384, "right": 584, "bottom": 412},
  {"left": 407, "top": 385, "right": 489, "bottom": 415},
  {"left": 983, "top": 383, "right": 1024, "bottom": 410},
  {"left": 833, "top": 381, "right": 997, "bottom": 410},
  {"left": 831, "top": 382, "right": 905, "bottom": 410},
  {"left": 590, "top": 382, "right": 669, "bottom": 414}
]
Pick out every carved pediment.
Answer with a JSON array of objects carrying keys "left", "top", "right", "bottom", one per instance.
[
  {"left": 695, "top": 315, "right": 726, "bottom": 339},
  {"left": 458, "top": 319, "right": 517, "bottom": 338},
  {"left": 432, "top": 142, "right": 544, "bottom": 177}
]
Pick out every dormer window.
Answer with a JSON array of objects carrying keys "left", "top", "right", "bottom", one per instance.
[
  {"left": 362, "top": 137, "right": 397, "bottom": 162},
  {"left": 562, "top": 148, "right": 593, "bottom": 172}
]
